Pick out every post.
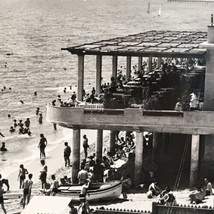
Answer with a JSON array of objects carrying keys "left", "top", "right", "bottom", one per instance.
[
  {"left": 152, "top": 133, "right": 159, "bottom": 164},
  {"left": 134, "top": 131, "right": 144, "bottom": 185},
  {"left": 190, "top": 135, "right": 200, "bottom": 187},
  {"left": 72, "top": 128, "right": 80, "bottom": 184},
  {"left": 96, "top": 55, "right": 102, "bottom": 95},
  {"left": 148, "top": 57, "right": 152, "bottom": 72},
  {"left": 112, "top": 55, "right": 118, "bottom": 79},
  {"left": 138, "top": 56, "right": 142, "bottom": 73},
  {"left": 110, "top": 131, "right": 116, "bottom": 155},
  {"left": 157, "top": 57, "right": 162, "bottom": 68},
  {"left": 77, "top": 54, "right": 84, "bottom": 101},
  {"left": 96, "top": 130, "right": 103, "bottom": 161},
  {"left": 126, "top": 56, "right": 131, "bottom": 79}
]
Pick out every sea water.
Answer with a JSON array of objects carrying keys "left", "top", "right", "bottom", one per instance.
[{"left": 0, "top": 0, "right": 213, "bottom": 182}]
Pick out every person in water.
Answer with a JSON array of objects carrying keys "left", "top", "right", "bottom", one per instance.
[
  {"left": 38, "top": 113, "right": 43, "bottom": 124},
  {"left": 38, "top": 133, "right": 48, "bottom": 158},
  {"left": 0, "top": 131, "right": 5, "bottom": 138},
  {"left": 18, "top": 164, "right": 28, "bottom": 189},
  {"left": 0, "top": 143, "right": 7, "bottom": 152},
  {"left": 9, "top": 126, "right": 15, "bottom": 133}
]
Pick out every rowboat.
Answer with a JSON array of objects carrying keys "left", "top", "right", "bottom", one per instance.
[{"left": 57, "top": 180, "right": 122, "bottom": 202}]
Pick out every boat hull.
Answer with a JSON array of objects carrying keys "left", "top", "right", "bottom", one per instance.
[{"left": 57, "top": 180, "right": 122, "bottom": 202}]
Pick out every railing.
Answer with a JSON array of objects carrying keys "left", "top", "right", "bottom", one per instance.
[
  {"left": 152, "top": 202, "right": 214, "bottom": 214},
  {"left": 94, "top": 207, "right": 150, "bottom": 214}
]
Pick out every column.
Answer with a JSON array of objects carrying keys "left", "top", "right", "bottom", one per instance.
[
  {"left": 152, "top": 133, "right": 159, "bottom": 163},
  {"left": 138, "top": 56, "right": 142, "bottom": 73},
  {"left": 190, "top": 135, "right": 200, "bottom": 187},
  {"left": 157, "top": 57, "right": 162, "bottom": 68},
  {"left": 134, "top": 131, "right": 144, "bottom": 185},
  {"left": 126, "top": 56, "right": 131, "bottom": 79},
  {"left": 148, "top": 57, "right": 152, "bottom": 72},
  {"left": 96, "top": 55, "right": 102, "bottom": 95},
  {"left": 72, "top": 128, "right": 80, "bottom": 184},
  {"left": 96, "top": 130, "right": 103, "bottom": 161},
  {"left": 110, "top": 131, "right": 116, "bottom": 155},
  {"left": 112, "top": 55, "right": 118, "bottom": 79},
  {"left": 77, "top": 54, "right": 84, "bottom": 101}
]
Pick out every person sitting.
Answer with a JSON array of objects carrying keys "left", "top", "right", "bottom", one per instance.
[
  {"left": 189, "top": 185, "right": 206, "bottom": 204},
  {"left": 159, "top": 185, "right": 176, "bottom": 205},
  {"left": 78, "top": 165, "right": 88, "bottom": 185},
  {"left": 147, "top": 180, "right": 161, "bottom": 198},
  {"left": 42, "top": 174, "right": 59, "bottom": 196},
  {"left": 68, "top": 201, "right": 78, "bottom": 214},
  {"left": 0, "top": 142, "right": 7, "bottom": 152},
  {"left": 204, "top": 178, "right": 213, "bottom": 196}
]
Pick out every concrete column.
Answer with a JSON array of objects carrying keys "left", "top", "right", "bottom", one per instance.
[
  {"left": 96, "top": 55, "right": 102, "bottom": 95},
  {"left": 77, "top": 54, "right": 84, "bottom": 101},
  {"left": 138, "top": 57, "right": 142, "bottom": 73},
  {"left": 148, "top": 57, "right": 152, "bottom": 72},
  {"left": 190, "top": 135, "right": 200, "bottom": 187},
  {"left": 157, "top": 57, "right": 162, "bottom": 68},
  {"left": 110, "top": 131, "right": 116, "bottom": 155},
  {"left": 112, "top": 56, "right": 118, "bottom": 79},
  {"left": 72, "top": 128, "right": 80, "bottom": 184},
  {"left": 134, "top": 131, "right": 144, "bottom": 185},
  {"left": 96, "top": 130, "right": 103, "bottom": 161},
  {"left": 126, "top": 56, "right": 131, "bottom": 79},
  {"left": 152, "top": 133, "right": 159, "bottom": 163}
]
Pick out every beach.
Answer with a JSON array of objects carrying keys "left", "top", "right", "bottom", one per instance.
[{"left": 1, "top": 0, "right": 214, "bottom": 213}]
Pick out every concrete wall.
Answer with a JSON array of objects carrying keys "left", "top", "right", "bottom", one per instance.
[{"left": 46, "top": 105, "right": 214, "bottom": 135}]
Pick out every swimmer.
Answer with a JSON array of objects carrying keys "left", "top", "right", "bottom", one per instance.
[
  {"left": 52, "top": 100, "right": 56, "bottom": 106},
  {"left": 0, "top": 142, "right": 7, "bottom": 152},
  {"left": 34, "top": 92, "right": 37, "bottom": 96},
  {"left": 24, "top": 118, "right": 30, "bottom": 128},
  {"left": 63, "top": 87, "right": 67, "bottom": 93},
  {"left": 9, "top": 126, "right": 15, "bottom": 133},
  {"left": 7, "top": 114, "right": 11, "bottom": 118},
  {"left": 3, "top": 86, "right": 6, "bottom": 91},
  {"left": 36, "top": 107, "right": 40, "bottom": 115},
  {"left": 9, "top": 87, "right": 11, "bottom": 90},
  {"left": 38, "top": 113, "right": 43, "bottom": 124},
  {"left": 14, "top": 119, "right": 18, "bottom": 127},
  {"left": 20, "top": 100, "right": 24, "bottom": 104}
]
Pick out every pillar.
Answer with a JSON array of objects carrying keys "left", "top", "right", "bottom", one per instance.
[
  {"left": 110, "top": 131, "right": 116, "bottom": 155},
  {"left": 152, "top": 133, "right": 159, "bottom": 164},
  {"left": 112, "top": 55, "right": 118, "bottom": 79},
  {"left": 157, "top": 57, "right": 162, "bottom": 68},
  {"left": 96, "top": 130, "right": 103, "bottom": 161},
  {"left": 72, "top": 128, "right": 80, "bottom": 184},
  {"left": 77, "top": 54, "right": 84, "bottom": 101},
  {"left": 190, "top": 135, "right": 200, "bottom": 187},
  {"left": 134, "top": 131, "right": 144, "bottom": 185},
  {"left": 138, "top": 56, "right": 142, "bottom": 73},
  {"left": 148, "top": 57, "right": 152, "bottom": 72},
  {"left": 126, "top": 56, "right": 131, "bottom": 79},
  {"left": 96, "top": 55, "right": 102, "bottom": 95}
]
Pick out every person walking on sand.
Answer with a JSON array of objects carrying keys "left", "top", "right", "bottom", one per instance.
[
  {"left": 0, "top": 183, "right": 7, "bottom": 214},
  {"left": 18, "top": 164, "right": 28, "bottom": 189},
  {"left": 64, "top": 142, "right": 71, "bottom": 167},
  {"left": 38, "top": 133, "right": 47, "bottom": 158},
  {"left": 22, "top": 173, "right": 33, "bottom": 208},
  {"left": 83, "top": 135, "right": 89, "bottom": 158},
  {"left": 40, "top": 159, "right": 47, "bottom": 189}
]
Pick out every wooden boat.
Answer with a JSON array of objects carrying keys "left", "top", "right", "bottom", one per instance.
[{"left": 57, "top": 180, "right": 122, "bottom": 202}]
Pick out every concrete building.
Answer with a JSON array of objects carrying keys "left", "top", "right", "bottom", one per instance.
[{"left": 47, "top": 28, "right": 214, "bottom": 187}]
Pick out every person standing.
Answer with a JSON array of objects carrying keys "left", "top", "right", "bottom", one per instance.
[
  {"left": 64, "top": 142, "right": 71, "bottom": 167},
  {"left": 0, "top": 183, "right": 6, "bottom": 214},
  {"left": 22, "top": 174, "right": 33, "bottom": 208},
  {"left": 40, "top": 159, "right": 47, "bottom": 189},
  {"left": 93, "top": 159, "right": 104, "bottom": 183},
  {"left": 18, "top": 164, "right": 28, "bottom": 189},
  {"left": 38, "top": 133, "right": 48, "bottom": 158},
  {"left": 83, "top": 135, "right": 89, "bottom": 158}
]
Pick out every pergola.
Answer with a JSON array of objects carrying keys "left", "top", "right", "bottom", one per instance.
[{"left": 63, "top": 30, "right": 207, "bottom": 100}]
